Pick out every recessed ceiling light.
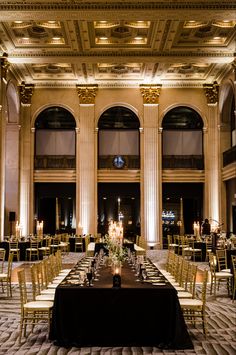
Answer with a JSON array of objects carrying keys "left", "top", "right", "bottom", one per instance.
[
  {"left": 14, "top": 21, "right": 23, "bottom": 24},
  {"left": 103, "top": 197, "right": 107, "bottom": 200},
  {"left": 52, "top": 37, "right": 61, "bottom": 40},
  {"left": 134, "top": 36, "right": 143, "bottom": 40},
  {"left": 100, "top": 21, "right": 107, "bottom": 24},
  {"left": 22, "top": 37, "right": 29, "bottom": 40},
  {"left": 48, "top": 21, "right": 56, "bottom": 24},
  {"left": 213, "top": 36, "right": 221, "bottom": 40},
  {"left": 99, "top": 36, "right": 108, "bottom": 40}
]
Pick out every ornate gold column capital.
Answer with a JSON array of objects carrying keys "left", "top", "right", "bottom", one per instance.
[
  {"left": 76, "top": 84, "right": 98, "bottom": 104},
  {"left": 231, "top": 59, "right": 236, "bottom": 81},
  {"left": 0, "top": 52, "right": 10, "bottom": 82},
  {"left": 203, "top": 81, "right": 219, "bottom": 105},
  {"left": 19, "top": 81, "right": 35, "bottom": 105},
  {"left": 139, "top": 84, "right": 162, "bottom": 104}
]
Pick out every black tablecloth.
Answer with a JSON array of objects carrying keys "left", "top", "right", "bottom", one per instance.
[
  {"left": 0, "top": 241, "right": 43, "bottom": 261},
  {"left": 50, "top": 260, "right": 193, "bottom": 349}
]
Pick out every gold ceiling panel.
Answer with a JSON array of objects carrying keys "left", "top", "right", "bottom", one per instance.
[
  {"left": 91, "top": 21, "right": 152, "bottom": 47},
  {"left": 95, "top": 63, "right": 144, "bottom": 80},
  {"left": 5, "top": 20, "right": 68, "bottom": 47}
]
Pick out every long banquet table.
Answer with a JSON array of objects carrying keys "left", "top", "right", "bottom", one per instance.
[{"left": 50, "top": 258, "right": 193, "bottom": 349}]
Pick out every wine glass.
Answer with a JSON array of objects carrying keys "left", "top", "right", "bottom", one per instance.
[{"left": 86, "top": 271, "right": 93, "bottom": 286}]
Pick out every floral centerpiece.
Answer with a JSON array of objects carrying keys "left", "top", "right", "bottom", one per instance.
[{"left": 104, "top": 234, "right": 127, "bottom": 274}]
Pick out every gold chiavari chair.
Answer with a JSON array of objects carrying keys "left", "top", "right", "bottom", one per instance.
[
  {"left": 50, "top": 235, "right": 61, "bottom": 254},
  {"left": 0, "top": 252, "right": 13, "bottom": 297},
  {"left": 179, "top": 270, "right": 208, "bottom": 335},
  {"left": 167, "top": 235, "right": 178, "bottom": 251},
  {"left": 209, "top": 252, "right": 232, "bottom": 297},
  {"left": 30, "top": 264, "right": 55, "bottom": 302},
  {"left": 9, "top": 241, "right": 20, "bottom": 261},
  {"left": 75, "top": 235, "right": 84, "bottom": 252},
  {"left": 59, "top": 234, "right": 70, "bottom": 254},
  {"left": 0, "top": 249, "right": 6, "bottom": 273},
  {"left": 25, "top": 239, "right": 39, "bottom": 261},
  {"left": 38, "top": 236, "right": 51, "bottom": 257},
  {"left": 216, "top": 249, "right": 230, "bottom": 273},
  {"left": 17, "top": 268, "right": 53, "bottom": 342}
]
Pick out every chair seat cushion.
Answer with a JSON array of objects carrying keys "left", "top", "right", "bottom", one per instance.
[
  {"left": 179, "top": 298, "right": 203, "bottom": 308},
  {"left": 0, "top": 273, "right": 7, "bottom": 278},
  {"left": 178, "top": 291, "right": 193, "bottom": 298},
  {"left": 215, "top": 271, "right": 232, "bottom": 278},
  {"left": 24, "top": 300, "right": 53, "bottom": 309},
  {"left": 36, "top": 294, "right": 55, "bottom": 301},
  {"left": 41, "top": 289, "right": 56, "bottom": 295}
]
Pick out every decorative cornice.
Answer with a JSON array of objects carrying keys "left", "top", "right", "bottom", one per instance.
[
  {"left": 203, "top": 81, "right": 219, "bottom": 104},
  {"left": 0, "top": 53, "right": 10, "bottom": 82},
  {"left": 140, "top": 84, "right": 162, "bottom": 104},
  {"left": 76, "top": 84, "right": 98, "bottom": 104},
  {"left": 19, "top": 81, "right": 35, "bottom": 105},
  {"left": 9, "top": 51, "right": 234, "bottom": 59},
  {"left": 0, "top": 2, "right": 235, "bottom": 12}
]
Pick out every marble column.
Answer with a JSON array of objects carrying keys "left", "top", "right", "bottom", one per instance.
[
  {"left": 140, "top": 85, "right": 162, "bottom": 248},
  {"left": 0, "top": 54, "right": 9, "bottom": 238},
  {"left": 203, "top": 81, "right": 221, "bottom": 230},
  {"left": 19, "top": 82, "right": 34, "bottom": 236},
  {"left": 76, "top": 85, "right": 98, "bottom": 235}
]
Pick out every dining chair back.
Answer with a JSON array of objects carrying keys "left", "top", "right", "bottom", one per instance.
[
  {"left": 0, "top": 249, "right": 6, "bottom": 273},
  {"left": 216, "top": 249, "right": 230, "bottom": 272},
  {"left": 0, "top": 252, "right": 14, "bottom": 297},
  {"left": 17, "top": 268, "right": 53, "bottom": 342},
  {"left": 179, "top": 269, "right": 208, "bottom": 334},
  {"left": 75, "top": 236, "right": 84, "bottom": 252},
  {"left": 26, "top": 240, "right": 39, "bottom": 261},
  {"left": 38, "top": 237, "right": 51, "bottom": 257},
  {"left": 9, "top": 241, "right": 20, "bottom": 261}
]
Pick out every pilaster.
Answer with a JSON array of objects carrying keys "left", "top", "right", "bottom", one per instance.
[
  {"left": 19, "top": 82, "right": 35, "bottom": 236},
  {"left": 0, "top": 53, "right": 9, "bottom": 238},
  {"left": 76, "top": 84, "right": 98, "bottom": 235},
  {"left": 203, "top": 81, "right": 221, "bottom": 229},
  {"left": 140, "top": 84, "right": 162, "bottom": 248}
]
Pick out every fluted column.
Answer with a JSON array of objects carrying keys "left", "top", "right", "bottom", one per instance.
[
  {"left": 0, "top": 53, "right": 9, "bottom": 238},
  {"left": 140, "top": 84, "right": 162, "bottom": 248},
  {"left": 76, "top": 84, "right": 98, "bottom": 235},
  {"left": 19, "top": 82, "right": 34, "bottom": 236},
  {"left": 203, "top": 81, "right": 221, "bottom": 229}
]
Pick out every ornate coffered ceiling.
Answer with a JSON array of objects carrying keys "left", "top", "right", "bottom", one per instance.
[{"left": 0, "top": 1, "right": 235, "bottom": 88}]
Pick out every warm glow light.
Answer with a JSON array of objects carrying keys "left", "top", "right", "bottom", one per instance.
[
  {"left": 52, "top": 37, "right": 61, "bottom": 40},
  {"left": 134, "top": 36, "right": 143, "bottom": 40},
  {"left": 99, "top": 37, "right": 108, "bottom": 40}
]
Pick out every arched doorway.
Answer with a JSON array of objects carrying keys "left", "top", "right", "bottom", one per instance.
[
  {"left": 34, "top": 106, "right": 76, "bottom": 235},
  {"left": 161, "top": 106, "right": 204, "bottom": 243},
  {"left": 97, "top": 106, "right": 140, "bottom": 238}
]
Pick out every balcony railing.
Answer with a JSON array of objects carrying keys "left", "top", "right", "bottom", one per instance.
[
  {"left": 223, "top": 146, "right": 236, "bottom": 167},
  {"left": 35, "top": 155, "right": 76, "bottom": 169},
  {"left": 98, "top": 155, "right": 140, "bottom": 169},
  {"left": 162, "top": 155, "right": 204, "bottom": 169}
]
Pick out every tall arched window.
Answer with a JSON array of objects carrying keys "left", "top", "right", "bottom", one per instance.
[
  {"left": 34, "top": 106, "right": 76, "bottom": 169},
  {"left": 162, "top": 106, "right": 204, "bottom": 169},
  {"left": 98, "top": 106, "right": 140, "bottom": 169}
]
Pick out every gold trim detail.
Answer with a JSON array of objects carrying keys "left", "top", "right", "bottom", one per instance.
[
  {"left": 139, "top": 84, "right": 162, "bottom": 104},
  {"left": 19, "top": 81, "right": 35, "bottom": 105},
  {"left": 203, "top": 81, "right": 219, "bottom": 104},
  {"left": 76, "top": 84, "right": 98, "bottom": 104}
]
